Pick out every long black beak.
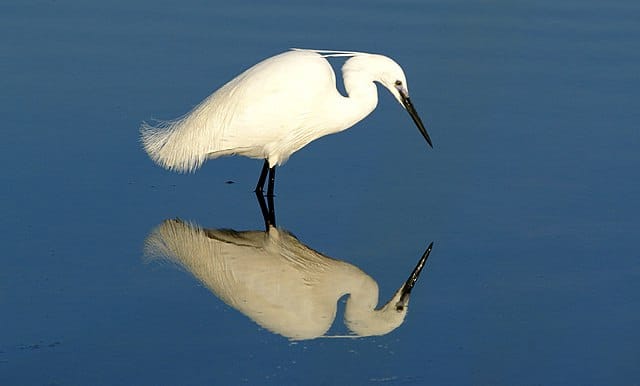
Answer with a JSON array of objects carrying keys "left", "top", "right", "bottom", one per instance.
[
  {"left": 398, "top": 241, "right": 434, "bottom": 307},
  {"left": 400, "top": 92, "right": 433, "bottom": 148}
]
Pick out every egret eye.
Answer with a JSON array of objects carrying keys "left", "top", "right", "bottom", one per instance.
[{"left": 395, "top": 80, "right": 402, "bottom": 86}]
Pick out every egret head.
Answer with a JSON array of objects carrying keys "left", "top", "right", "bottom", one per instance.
[
  {"left": 344, "top": 242, "right": 434, "bottom": 337},
  {"left": 360, "top": 54, "right": 434, "bottom": 148}
]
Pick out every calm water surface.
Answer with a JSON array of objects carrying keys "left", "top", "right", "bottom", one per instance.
[{"left": 2, "top": 0, "right": 639, "bottom": 384}]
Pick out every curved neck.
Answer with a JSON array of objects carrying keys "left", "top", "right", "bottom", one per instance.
[
  {"left": 342, "top": 279, "right": 406, "bottom": 337},
  {"left": 340, "top": 72, "right": 378, "bottom": 129},
  {"left": 319, "top": 70, "right": 378, "bottom": 137}
]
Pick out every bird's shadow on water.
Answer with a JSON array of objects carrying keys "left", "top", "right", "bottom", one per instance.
[{"left": 142, "top": 194, "right": 434, "bottom": 341}]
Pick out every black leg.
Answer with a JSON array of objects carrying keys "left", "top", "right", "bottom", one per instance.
[
  {"left": 255, "top": 160, "right": 269, "bottom": 194},
  {"left": 266, "top": 165, "right": 276, "bottom": 197}
]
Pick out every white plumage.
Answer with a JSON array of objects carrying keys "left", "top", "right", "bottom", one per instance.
[{"left": 140, "top": 49, "right": 431, "bottom": 192}]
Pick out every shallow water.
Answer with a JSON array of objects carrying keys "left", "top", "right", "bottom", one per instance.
[{"left": 2, "top": 0, "right": 639, "bottom": 384}]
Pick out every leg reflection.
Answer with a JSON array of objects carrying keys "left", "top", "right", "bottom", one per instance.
[{"left": 255, "top": 191, "right": 276, "bottom": 230}]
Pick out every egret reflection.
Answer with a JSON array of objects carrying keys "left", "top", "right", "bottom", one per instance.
[{"left": 144, "top": 210, "right": 434, "bottom": 340}]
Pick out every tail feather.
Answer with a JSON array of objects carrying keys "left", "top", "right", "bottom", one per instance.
[{"left": 140, "top": 116, "right": 209, "bottom": 173}]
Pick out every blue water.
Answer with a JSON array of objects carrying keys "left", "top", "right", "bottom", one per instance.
[{"left": 2, "top": 0, "right": 639, "bottom": 384}]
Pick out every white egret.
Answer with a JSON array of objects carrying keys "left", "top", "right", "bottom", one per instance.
[
  {"left": 140, "top": 48, "right": 432, "bottom": 196},
  {"left": 144, "top": 219, "right": 434, "bottom": 340}
]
